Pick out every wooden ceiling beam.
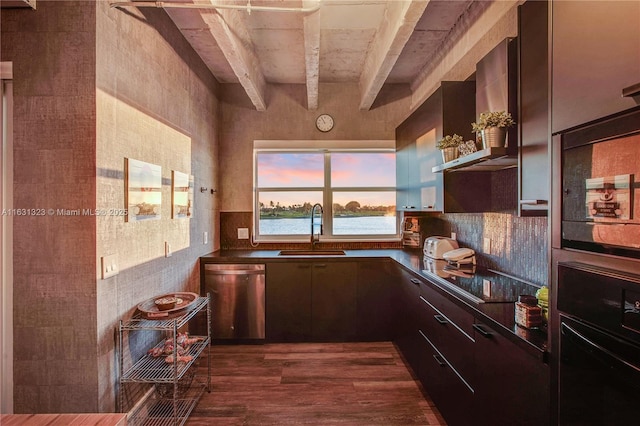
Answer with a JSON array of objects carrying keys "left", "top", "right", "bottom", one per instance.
[
  {"left": 198, "top": 1, "right": 267, "bottom": 111},
  {"left": 358, "top": 0, "right": 429, "bottom": 110},
  {"left": 302, "top": 0, "right": 321, "bottom": 110}
]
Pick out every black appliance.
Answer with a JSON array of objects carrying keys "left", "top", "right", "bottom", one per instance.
[
  {"left": 561, "top": 108, "right": 640, "bottom": 259},
  {"left": 557, "top": 262, "right": 640, "bottom": 425},
  {"left": 423, "top": 259, "right": 541, "bottom": 305}
]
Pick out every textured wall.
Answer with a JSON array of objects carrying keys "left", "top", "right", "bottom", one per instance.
[
  {"left": 1, "top": 1, "right": 220, "bottom": 413},
  {"left": 1, "top": 1, "right": 99, "bottom": 413},
  {"left": 95, "top": 2, "right": 219, "bottom": 412}
]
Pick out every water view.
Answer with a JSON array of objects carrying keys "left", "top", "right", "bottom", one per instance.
[{"left": 259, "top": 216, "right": 397, "bottom": 235}]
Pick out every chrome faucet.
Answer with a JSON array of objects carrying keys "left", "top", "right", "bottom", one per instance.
[{"left": 310, "top": 203, "right": 323, "bottom": 248}]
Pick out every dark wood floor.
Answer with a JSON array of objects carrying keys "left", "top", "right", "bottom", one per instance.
[{"left": 187, "top": 341, "right": 446, "bottom": 425}]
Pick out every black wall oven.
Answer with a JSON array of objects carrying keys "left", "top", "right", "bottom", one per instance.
[
  {"left": 557, "top": 262, "right": 640, "bottom": 425},
  {"left": 561, "top": 107, "right": 640, "bottom": 259}
]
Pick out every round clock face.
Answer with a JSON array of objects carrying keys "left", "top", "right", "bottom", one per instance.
[{"left": 316, "top": 114, "right": 334, "bottom": 132}]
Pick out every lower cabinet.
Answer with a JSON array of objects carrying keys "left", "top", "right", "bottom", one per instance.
[
  {"left": 393, "top": 266, "right": 550, "bottom": 426},
  {"left": 265, "top": 261, "right": 357, "bottom": 342},
  {"left": 266, "top": 262, "right": 312, "bottom": 342},
  {"left": 416, "top": 282, "right": 475, "bottom": 426},
  {"left": 394, "top": 267, "right": 422, "bottom": 373},
  {"left": 417, "top": 330, "right": 474, "bottom": 426},
  {"left": 311, "top": 262, "right": 358, "bottom": 341},
  {"left": 473, "top": 321, "right": 550, "bottom": 426},
  {"left": 355, "top": 260, "right": 395, "bottom": 341}
]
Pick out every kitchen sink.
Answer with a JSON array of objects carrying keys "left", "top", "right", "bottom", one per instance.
[{"left": 278, "top": 250, "right": 346, "bottom": 256}]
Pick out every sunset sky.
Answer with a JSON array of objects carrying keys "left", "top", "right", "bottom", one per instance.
[{"left": 257, "top": 152, "right": 396, "bottom": 207}]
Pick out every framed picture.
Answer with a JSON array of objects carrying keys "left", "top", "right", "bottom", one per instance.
[
  {"left": 125, "top": 158, "right": 162, "bottom": 222},
  {"left": 172, "top": 170, "right": 194, "bottom": 219}
]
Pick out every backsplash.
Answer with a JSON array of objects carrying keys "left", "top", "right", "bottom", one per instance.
[
  {"left": 439, "top": 213, "right": 548, "bottom": 286},
  {"left": 436, "top": 168, "right": 548, "bottom": 286}
]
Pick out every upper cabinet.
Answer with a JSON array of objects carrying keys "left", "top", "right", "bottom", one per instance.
[
  {"left": 518, "top": 0, "right": 549, "bottom": 216},
  {"left": 396, "top": 81, "right": 478, "bottom": 212},
  {"left": 551, "top": 0, "right": 640, "bottom": 133}
]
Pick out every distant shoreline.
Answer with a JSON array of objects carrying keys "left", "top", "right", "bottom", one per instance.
[{"left": 260, "top": 212, "right": 390, "bottom": 219}]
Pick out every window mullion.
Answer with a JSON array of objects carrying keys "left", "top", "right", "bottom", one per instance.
[{"left": 323, "top": 151, "right": 332, "bottom": 238}]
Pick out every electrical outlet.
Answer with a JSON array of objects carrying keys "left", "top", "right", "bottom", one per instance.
[
  {"left": 101, "top": 254, "right": 119, "bottom": 279},
  {"left": 165, "top": 241, "right": 172, "bottom": 258},
  {"left": 451, "top": 232, "right": 457, "bottom": 240},
  {"left": 203, "top": 231, "right": 208, "bottom": 245},
  {"left": 238, "top": 228, "right": 249, "bottom": 240},
  {"left": 483, "top": 279, "right": 492, "bottom": 298},
  {"left": 484, "top": 237, "right": 491, "bottom": 255}
]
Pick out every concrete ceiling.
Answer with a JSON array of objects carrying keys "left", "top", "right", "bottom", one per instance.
[{"left": 114, "top": 0, "right": 480, "bottom": 111}]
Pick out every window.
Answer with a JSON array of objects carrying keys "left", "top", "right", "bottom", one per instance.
[{"left": 254, "top": 141, "right": 397, "bottom": 241}]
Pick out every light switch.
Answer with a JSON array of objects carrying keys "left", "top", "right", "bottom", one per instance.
[
  {"left": 451, "top": 232, "right": 457, "bottom": 240},
  {"left": 101, "top": 254, "right": 119, "bottom": 279},
  {"left": 203, "top": 231, "right": 208, "bottom": 245},
  {"left": 165, "top": 241, "right": 172, "bottom": 258},
  {"left": 484, "top": 238, "right": 491, "bottom": 255}
]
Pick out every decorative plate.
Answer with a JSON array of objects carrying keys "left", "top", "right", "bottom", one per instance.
[{"left": 136, "top": 292, "right": 199, "bottom": 319}]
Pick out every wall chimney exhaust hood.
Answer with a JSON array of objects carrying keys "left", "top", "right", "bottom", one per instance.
[{"left": 433, "top": 38, "right": 518, "bottom": 173}]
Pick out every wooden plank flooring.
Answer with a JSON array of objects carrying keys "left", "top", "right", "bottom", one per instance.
[{"left": 187, "top": 341, "right": 446, "bottom": 425}]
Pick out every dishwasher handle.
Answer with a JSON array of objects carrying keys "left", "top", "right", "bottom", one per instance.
[
  {"left": 205, "top": 269, "right": 265, "bottom": 275},
  {"left": 205, "top": 264, "right": 265, "bottom": 275}
]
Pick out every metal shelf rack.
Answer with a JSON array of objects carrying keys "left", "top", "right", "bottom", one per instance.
[{"left": 119, "top": 294, "right": 211, "bottom": 426}]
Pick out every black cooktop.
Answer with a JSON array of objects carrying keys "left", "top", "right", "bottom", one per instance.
[{"left": 422, "top": 258, "right": 540, "bottom": 304}]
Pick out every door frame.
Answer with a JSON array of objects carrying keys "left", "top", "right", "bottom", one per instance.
[{"left": 1, "top": 61, "right": 14, "bottom": 414}]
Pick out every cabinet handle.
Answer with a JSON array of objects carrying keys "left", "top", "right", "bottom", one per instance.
[
  {"left": 434, "top": 314, "right": 449, "bottom": 325},
  {"left": 433, "top": 354, "right": 447, "bottom": 367},
  {"left": 519, "top": 199, "right": 548, "bottom": 205},
  {"left": 313, "top": 264, "right": 327, "bottom": 268},
  {"left": 622, "top": 82, "right": 640, "bottom": 97},
  {"left": 472, "top": 323, "right": 493, "bottom": 338},
  {"left": 410, "top": 278, "right": 421, "bottom": 286}
]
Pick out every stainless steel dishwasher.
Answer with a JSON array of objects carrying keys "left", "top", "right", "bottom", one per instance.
[{"left": 203, "top": 263, "right": 265, "bottom": 340}]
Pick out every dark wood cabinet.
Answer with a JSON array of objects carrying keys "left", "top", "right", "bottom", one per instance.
[
  {"left": 417, "top": 330, "right": 474, "bottom": 426},
  {"left": 415, "top": 282, "right": 475, "bottom": 426},
  {"left": 311, "top": 262, "right": 358, "bottom": 341},
  {"left": 473, "top": 321, "right": 550, "bottom": 426},
  {"left": 266, "top": 261, "right": 357, "bottom": 342},
  {"left": 551, "top": 1, "right": 640, "bottom": 133},
  {"left": 518, "top": 0, "right": 549, "bottom": 216},
  {"left": 396, "top": 81, "right": 478, "bottom": 213},
  {"left": 356, "top": 260, "right": 395, "bottom": 341},
  {"left": 417, "top": 286, "right": 475, "bottom": 386},
  {"left": 393, "top": 266, "right": 422, "bottom": 373},
  {"left": 266, "top": 263, "right": 312, "bottom": 342}
]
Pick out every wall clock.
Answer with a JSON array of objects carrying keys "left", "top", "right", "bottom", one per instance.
[{"left": 316, "top": 114, "right": 334, "bottom": 132}]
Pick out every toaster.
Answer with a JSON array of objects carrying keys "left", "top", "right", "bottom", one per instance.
[{"left": 423, "top": 236, "right": 459, "bottom": 259}]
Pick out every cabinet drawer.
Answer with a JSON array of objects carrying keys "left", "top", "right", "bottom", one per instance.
[
  {"left": 417, "top": 330, "right": 473, "bottom": 426},
  {"left": 421, "top": 282, "right": 475, "bottom": 337},
  {"left": 418, "top": 295, "right": 475, "bottom": 384}
]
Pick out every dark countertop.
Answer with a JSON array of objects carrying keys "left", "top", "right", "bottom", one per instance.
[{"left": 201, "top": 249, "right": 548, "bottom": 360}]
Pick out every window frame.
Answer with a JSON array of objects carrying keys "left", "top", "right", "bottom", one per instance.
[{"left": 253, "top": 140, "right": 399, "bottom": 243}]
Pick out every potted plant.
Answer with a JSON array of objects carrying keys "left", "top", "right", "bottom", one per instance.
[
  {"left": 435, "top": 134, "right": 464, "bottom": 162},
  {"left": 471, "top": 111, "right": 515, "bottom": 148}
]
